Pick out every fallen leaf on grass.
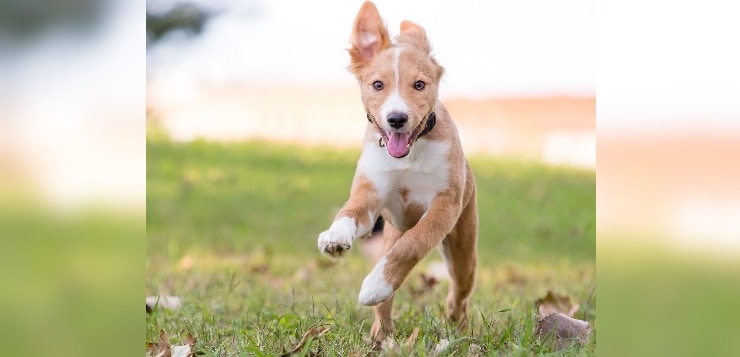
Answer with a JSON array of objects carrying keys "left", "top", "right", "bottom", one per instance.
[
  {"left": 381, "top": 327, "right": 420, "bottom": 353},
  {"left": 432, "top": 338, "right": 449, "bottom": 357},
  {"left": 417, "top": 273, "right": 439, "bottom": 293},
  {"left": 146, "top": 295, "right": 182, "bottom": 311},
  {"left": 184, "top": 333, "right": 196, "bottom": 348},
  {"left": 280, "top": 325, "right": 331, "bottom": 356},
  {"left": 146, "top": 330, "right": 169, "bottom": 356},
  {"left": 535, "top": 312, "right": 592, "bottom": 350},
  {"left": 535, "top": 290, "right": 579, "bottom": 318},
  {"left": 147, "top": 330, "right": 201, "bottom": 357},
  {"left": 170, "top": 344, "right": 193, "bottom": 357},
  {"left": 468, "top": 343, "right": 483, "bottom": 355},
  {"left": 420, "top": 260, "right": 450, "bottom": 290},
  {"left": 409, "top": 261, "right": 450, "bottom": 299}
]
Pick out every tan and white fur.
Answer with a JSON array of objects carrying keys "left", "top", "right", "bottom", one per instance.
[{"left": 317, "top": 1, "right": 478, "bottom": 342}]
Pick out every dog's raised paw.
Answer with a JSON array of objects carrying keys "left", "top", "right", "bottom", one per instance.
[
  {"left": 317, "top": 217, "right": 356, "bottom": 258},
  {"left": 319, "top": 236, "right": 352, "bottom": 258},
  {"left": 318, "top": 233, "right": 351, "bottom": 258}
]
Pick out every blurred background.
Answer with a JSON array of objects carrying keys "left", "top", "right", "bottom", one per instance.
[
  {"left": 0, "top": 0, "right": 737, "bottom": 355},
  {"left": 597, "top": 1, "right": 740, "bottom": 355},
  {"left": 0, "top": 0, "right": 143, "bottom": 356},
  {"left": 146, "top": 0, "right": 595, "bottom": 168}
]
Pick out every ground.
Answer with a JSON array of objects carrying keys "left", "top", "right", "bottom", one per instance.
[{"left": 145, "top": 131, "right": 595, "bottom": 355}]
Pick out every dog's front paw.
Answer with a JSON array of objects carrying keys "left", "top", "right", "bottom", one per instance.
[
  {"left": 318, "top": 217, "right": 355, "bottom": 258},
  {"left": 318, "top": 230, "right": 352, "bottom": 258},
  {"left": 358, "top": 256, "right": 395, "bottom": 305}
]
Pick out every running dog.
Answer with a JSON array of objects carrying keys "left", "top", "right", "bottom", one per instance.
[{"left": 318, "top": 1, "right": 478, "bottom": 342}]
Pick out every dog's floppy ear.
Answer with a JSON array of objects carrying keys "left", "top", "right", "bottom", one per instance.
[{"left": 348, "top": 1, "right": 390, "bottom": 75}]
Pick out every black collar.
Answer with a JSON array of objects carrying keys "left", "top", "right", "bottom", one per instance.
[
  {"left": 366, "top": 111, "right": 436, "bottom": 139},
  {"left": 418, "top": 111, "right": 436, "bottom": 138}
]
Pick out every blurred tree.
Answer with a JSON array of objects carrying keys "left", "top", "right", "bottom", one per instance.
[
  {"left": 146, "top": 2, "right": 213, "bottom": 47},
  {"left": 0, "top": 0, "right": 106, "bottom": 45}
]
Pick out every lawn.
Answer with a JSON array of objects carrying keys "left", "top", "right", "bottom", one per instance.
[{"left": 146, "top": 132, "right": 595, "bottom": 355}]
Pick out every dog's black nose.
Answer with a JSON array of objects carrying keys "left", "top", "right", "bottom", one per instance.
[{"left": 387, "top": 112, "right": 408, "bottom": 129}]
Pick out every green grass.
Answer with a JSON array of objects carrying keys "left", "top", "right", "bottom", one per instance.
[{"left": 146, "top": 133, "right": 595, "bottom": 355}]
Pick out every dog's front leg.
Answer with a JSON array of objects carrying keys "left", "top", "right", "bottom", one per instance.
[
  {"left": 318, "top": 177, "right": 381, "bottom": 259},
  {"left": 358, "top": 190, "right": 462, "bottom": 305}
]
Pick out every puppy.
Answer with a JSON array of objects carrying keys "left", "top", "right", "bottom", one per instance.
[{"left": 318, "top": 1, "right": 478, "bottom": 342}]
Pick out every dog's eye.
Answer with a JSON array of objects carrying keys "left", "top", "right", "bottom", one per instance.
[
  {"left": 372, "top": 81, "right": 384, "bottom": 90},
  {"left": 414, "top": 80, "right": 426, "bottom": 90}
]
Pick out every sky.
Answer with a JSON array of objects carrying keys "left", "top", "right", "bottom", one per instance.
[
  {"left": 147, "top": 0, "right": 740, "bottom": 125},
  {"left": 596, "top": 0, "right": 740, "bottom": 131},
  {"left": 147, "top": 0, "right": 595, "bottom": 98}
]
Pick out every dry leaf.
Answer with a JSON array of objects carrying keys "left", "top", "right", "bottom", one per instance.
[
  {"left": 432, "top": 338, "right": 450, "bottom": 356},
  {"left": 280, "top": 325, "right": 331, "bottom": 356},
  {"left": 419, "top": 261, "right": 449, "bottom": 292},
  {"left": 184, "top": 332, "right": 196, "bottom": 346},
  {"left": 146, "top": 295, "right": 182, "bottom": 311},
  {"left": 535, "top": 312, "right": 592, "bottom": 350},
  {"left": 147, "top": 330, "right": 199, "bottom": 357},
  {"left": 147, "top": 329, "right": 171, "bottom": 357},
  {"left": 409, "top": 261, "right": 451, "bottom": 299},
  {"left": 159, "top": 329, "right": 169, "bottom": 344},
  {"left": 419, "top": 273, "right": 439, "bottom": 291},
  {"left": 382, "top": 327, "right": 421, "bottom": 352},
  {"left": 468, "top": 343, "right": 483, "bottom": 355},
  {"left": 381, "top": 336, "right": 397, "bottom": 351},
  {"left": 405, "top": 327, "right": 420, "bottom": 346},
  {"left": 170, "top": 344, "right": 192, "bottom": 357},
  {"left": 535, "top": 290, "right": 579, "bottom": 318}
]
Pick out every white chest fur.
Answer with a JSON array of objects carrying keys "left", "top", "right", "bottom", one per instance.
[{"left": 357, "top": 138, "right": 451, "bottom": 230}]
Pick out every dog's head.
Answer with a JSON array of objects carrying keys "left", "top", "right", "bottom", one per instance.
[{"left": 348, "top": 1, "right": 444, "bottom": 158}]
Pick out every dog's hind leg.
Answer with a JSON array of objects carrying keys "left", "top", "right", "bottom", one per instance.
[
  {"left": 369, "top": 222, "right": 403, "bottom": 345},
  {"left": 440, "top": 193, "right": 478, "bottom": 331}
]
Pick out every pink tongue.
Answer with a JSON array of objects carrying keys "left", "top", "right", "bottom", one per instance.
[{"left": 387, "top": 132, "right": 412, "bottom": 158}]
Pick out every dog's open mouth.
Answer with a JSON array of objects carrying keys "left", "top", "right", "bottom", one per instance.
[
  {"left": 379, "top": 121, "right": 424, "bottom": 158},
  {"left": 383, "top": 131, "right": 413, "bottom": 158},
  {"left": 367, "top": 112, "right": 431, "bottom": 159}
]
